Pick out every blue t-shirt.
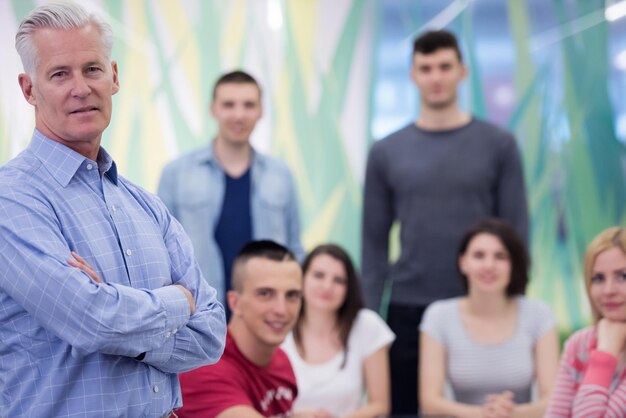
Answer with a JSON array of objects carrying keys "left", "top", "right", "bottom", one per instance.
[{"left": 215, "top": 168, "right": 253, "bottom": 319}]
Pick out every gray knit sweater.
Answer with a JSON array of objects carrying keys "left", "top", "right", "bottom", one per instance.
[{"left": 361, "top": 118, "right": 528, "bottom": 309}]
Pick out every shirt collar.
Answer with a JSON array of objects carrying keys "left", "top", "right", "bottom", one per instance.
[
  {"left": 28, "top": 129, "right": 118, "bottom": 187},
  {"left": 200, "top": 140, "right": 261, "bottom": 168}
]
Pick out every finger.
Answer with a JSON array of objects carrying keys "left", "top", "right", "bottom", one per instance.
[
  {"left": 71, "top": 253, "right": 99, "bottom": 278},
  {"left": 68, "top": 255, "right": 103, "bottom": 283},
  {"left": 71, "top": 251, "right": 89, "bottom": 265},
  {"left": 71, "top": 252, "right": 98, "bottom": 275}
]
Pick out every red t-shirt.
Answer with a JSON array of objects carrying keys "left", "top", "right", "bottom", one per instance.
[{"left": 177, "top": 332, "right": 297, "bottom": 418}]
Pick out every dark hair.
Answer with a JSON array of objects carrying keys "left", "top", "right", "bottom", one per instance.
[
  {"left": 231, "top": 240, "right": 297, "bottom": 291},
  {"left": 212, "top": 70, "right": 262, "bottom": 100},
  {"left": 457, "top": 219, "right": 529, "bottom": 297},
  {"left": 413, "top": 30, "right": 462, "bottom": 62},
  {"left": 293, "top": 244, "right": 364, "bottom": 367}
]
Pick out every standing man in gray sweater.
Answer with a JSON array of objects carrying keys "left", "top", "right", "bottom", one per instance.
[{"left": 361, "top": 30, "right": 528, "bottom": 415}]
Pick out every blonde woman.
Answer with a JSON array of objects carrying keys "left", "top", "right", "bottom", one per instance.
[{"left": 546, "top": 227, "right": 626, "bottom": 417}]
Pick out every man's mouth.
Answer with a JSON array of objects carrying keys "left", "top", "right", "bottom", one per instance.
[
  {"left": 70, "top": 106, "right": 98, "bottom": 114},
  {"left": 266, "top": 321, "right": 288, "bottom": 332}
]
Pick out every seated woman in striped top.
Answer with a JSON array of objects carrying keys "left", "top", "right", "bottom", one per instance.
[
  {"left": 546, "top": 227, "right": 626, "bottom": 417},
  {"left": 419, "top": 219, "right": 560, "bottom": 418}
]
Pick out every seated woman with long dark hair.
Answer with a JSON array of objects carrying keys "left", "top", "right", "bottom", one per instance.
[
  {"left": 282, "top": 244, "right": 395, "bottom": 418},
  {"left": 420, "top": 219, "right": 559, "bottom": 418}
]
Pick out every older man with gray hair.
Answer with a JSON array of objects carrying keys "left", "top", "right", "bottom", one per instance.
[{"left": 0, "top": 3, "right": 226, "bottom": 417}]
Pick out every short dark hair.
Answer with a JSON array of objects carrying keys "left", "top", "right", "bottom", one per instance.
[
  {"left": 413, "top": 30, "right": 462, "bottom": 62},
  {"left": 457, "top": 219, "right": 529, "bottom": 297},
  {"left": 231, "top": 240, "right": 297, "bottom": 291},
  {"left": 212, "top": 70, "right": 262, "bottom": 101},
  {"left": 293, "top": 244, "right": 364, "bottom": 367}
]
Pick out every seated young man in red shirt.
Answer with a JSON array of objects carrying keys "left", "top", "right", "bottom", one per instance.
[{"left": 178, "top": 240, "right": 322, "bottom": 418}]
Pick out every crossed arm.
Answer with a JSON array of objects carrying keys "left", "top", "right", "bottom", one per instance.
[{"left": 0, "top": 188, "right": 226, "bottom": 373}]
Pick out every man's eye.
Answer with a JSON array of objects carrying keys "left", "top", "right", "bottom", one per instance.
[
  {"left": 51, "top": 71, "right": 66, "bottom": 78},
  {"left": 287, "top": 292, "right": 302, "bottom": 301}
]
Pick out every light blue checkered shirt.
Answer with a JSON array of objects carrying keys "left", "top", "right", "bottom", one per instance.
[{"left": 0, "top": 130, "right": 226, "bottom": 417}]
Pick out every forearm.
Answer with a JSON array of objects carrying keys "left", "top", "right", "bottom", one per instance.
[
  {"left": 361, "top": 148, "right": 393, "bottom": 310},
  {"left": 512, "top": 398, "right": 548, "bottom": 418},
  {"left": 341, "top": 401, "right": 389, "bottom": 418},
  {"left": 141, "top": 295, "right": 226, "bottom": 372},
  {"left": 571, "top": 350, "right": 619, "bottom": 417},
  {"left": 361, "top": 200, "right": 391, "bottom": 311},
  {"left": 142, "top": 215, "right": 227, "bottom": 371},
  {"left": 421, "top": 395, "right": 483, "bottom": 418}
]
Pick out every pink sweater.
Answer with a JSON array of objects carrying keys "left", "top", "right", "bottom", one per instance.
[{"left": 545, "top": 326, "right": 626, "bottom": 417}]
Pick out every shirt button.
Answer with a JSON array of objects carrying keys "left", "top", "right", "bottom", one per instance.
[
  {"left": 111, "top": 205, "right": 117, "bottom": 212},
  {"left": 86, "top": 163, "right": 93, "bottom": 170},
  {"left": 153, "top": 385, "right": 159, "bottom": 393},
  {"left": 165, "top": 332, "right": 171, "bottom": 338},
  {"left": 172, "top": 328, "right": 177, "bottom": 335},
  {"left": 126, "top": 249, "right": 132, "bottom": 256}
]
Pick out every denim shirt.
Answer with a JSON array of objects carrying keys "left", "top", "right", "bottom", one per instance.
[{"left": 158, "top": 143, "right": 304, "bottom": 305}]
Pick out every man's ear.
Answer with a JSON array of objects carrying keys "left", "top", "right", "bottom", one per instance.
[
  {"left": 459, "top": 63, "right": 468, "bottom": 81},
  {"left": 18, "top": 73, "right": 37, "bottom": 106},
  {"left": 110, "top": 61, "right": 120, "bottom": 95},
  {"left": 227, "top": 290, "right": 239, "bottom": 316}
]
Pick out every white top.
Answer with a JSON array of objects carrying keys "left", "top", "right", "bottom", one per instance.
[
  {"left": 282, "top": 308, "right": 395, "bottom": 416},
  {"left": 420, "top": 296, "right": 555, "bottom": 405}
]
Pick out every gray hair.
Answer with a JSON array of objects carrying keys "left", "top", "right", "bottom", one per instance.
[{"left": 15, "top": 2, "right": 114, "bottom": 77}]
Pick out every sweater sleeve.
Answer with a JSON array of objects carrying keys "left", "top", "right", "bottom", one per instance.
[
  {"left": 361, "top": 142, "right": 393, "bottom": 311},
  {"left": 571, "top": 350, "right": 626, "bottom": 418},
  {"left": 545, "top": 328, "right": 626, "bottom": 418},
  {"left": 495, "top": 133, "right": 529, "bottom": 245}
]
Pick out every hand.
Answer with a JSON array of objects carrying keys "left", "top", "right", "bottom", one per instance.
[
  {"left": 174, "top": 284, "right": 196, "bottom": 316},
  {"left": 482, "top": 391, "right": 514, "bottom": 418},
  {"left": 68, "top": 251, "right": 103, "bottom": 283},
  {"left": 596, "top": 318, "right": 626, "bottom": 356},
  {"left": 290, "top": 408, "right": 334, "bottom": 418}
]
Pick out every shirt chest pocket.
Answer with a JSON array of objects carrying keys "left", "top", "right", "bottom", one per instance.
[{"left": 254, "top": 175, "right": 292, "bottom": 241}]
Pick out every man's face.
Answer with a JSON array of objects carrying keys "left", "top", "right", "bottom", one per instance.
[
  {"left": 411, "top": 48, "right": 466, "bottom": 110},
  {"left": 211, "top": 82, "right": 262, "bottom": 146},
  {"left": 230, "top": 258, "right": 302, "bottom": 350},
  {"left": 18, "top": 25, "right": 119, "bottom": 153}
]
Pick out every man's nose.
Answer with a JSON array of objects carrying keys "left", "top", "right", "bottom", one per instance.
[
  {"left": 272, "top": 296, "right": 288, "bottom": 315},
  {"left": 71, "top": 74, "right": 91, "bottom": 98}
]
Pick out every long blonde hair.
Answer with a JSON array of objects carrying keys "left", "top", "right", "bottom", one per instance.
[{"left": 584, "top": 227, "right": 626, "bottom": 322}]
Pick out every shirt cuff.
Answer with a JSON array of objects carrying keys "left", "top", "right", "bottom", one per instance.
[
  {"left": 582, "top": 350, "right": 618, "bottom": 388},
  {"left": 140, "top": 286, "right": 190, "bottom": 365},
  {"left": 153, "top": 285, "right": 191, "bottom": 337}
]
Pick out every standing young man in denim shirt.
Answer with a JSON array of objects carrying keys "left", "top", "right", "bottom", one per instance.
[
  {"left": 0, "top": 3, "right": 226, "bottom": 417},
  {"left": 159, "top": 71, "right": 304, "bottom": 317}
]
